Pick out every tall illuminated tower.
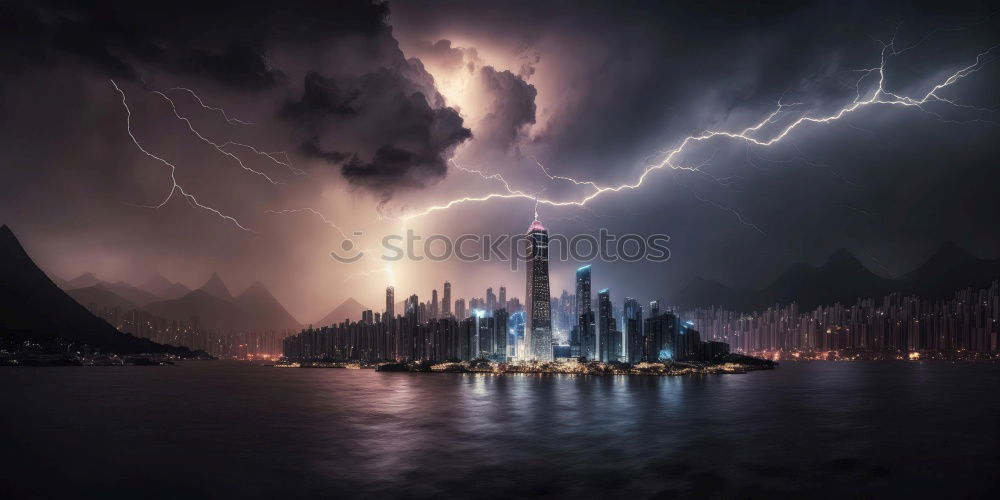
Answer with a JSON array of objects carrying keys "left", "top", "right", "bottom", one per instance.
[
  {"left": 486, "top": 287, "right": 496, "bottom": 317},
  {"left": 575, "top": 265, "right": 594, "bottom": 359},
  {"left": 598, "top": 288, "right": 613, "bottom": 362},
  {"left": 385, "top": 286, "right": 394, "bottom": 322},
  {"left": 442, "top": 281, "right": 451, "bottom": 317},
  {"left": 524, "top": 220, "right": 552, "bottom": 361}
]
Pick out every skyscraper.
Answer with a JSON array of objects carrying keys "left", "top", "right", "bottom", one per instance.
[
  {"left": 598, "top": 288, "right": 614, "bottom": 362},
  {"left": 486, "top": 287, "right": 496, "bottom": 317},
  {"left": 385, "top": 286, "right": 395, "bottom": 322},
  {"left": 442, "top": 281, "right": 451, "bottom": 317},
  {"left": 575, "top": 265, "right": 593, "bottom": 358},
  {"left": 406, "top": 294, "right": 418, "bottom": 318},
  {"left": 455, "top": 298, "right": 466, "bottom": 321},
  {"left": 431, "top": 289, "right": 439, "bottom": 319},
  {"left": 624, "top": 297, "right": 643, "bottom": 363},
  {"left": 524, "top": 220, "right": 552, "bottom": 361},
  {"left": 498, "top": 286, "right": 506, "bottom": 312}
]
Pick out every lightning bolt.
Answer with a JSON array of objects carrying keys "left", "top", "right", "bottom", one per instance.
[
  {"left": 264, "top": 208, "right": 348, "bottom": 239},
  {"left": 165, "top": 87, "right": 255, "bottom": 125},
  {"left": 152, "top": 90, "right": 283, "bottom": 185},
  {"left": 401, "top": 40, "right": 997, "bottom": 224},
  {"left": 221, "top": 143, "right": 306, "bottom": 176},
  {"left": 111, "top": 80, "right": 254, "bottom": 232},
  {"left": 163, "top": 87, "right": 305, "bottom": 176}
]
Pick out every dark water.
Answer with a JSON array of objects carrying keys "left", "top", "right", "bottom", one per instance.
[{"left": 2, "top": 362, "right": 999, "bottom": 499}]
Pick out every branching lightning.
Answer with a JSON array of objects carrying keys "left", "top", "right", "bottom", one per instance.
[
  {"left": 165, "top": 87, "right": 306, "bottom": 175},
  {"left": 400, "top": 39, "right": 997, "bottom": 227},
  {"left": 264, "top": 208, "right": 348, "bottom": 239},
  {"left": 165, "top": 87, "right": 255, "bottom": 125},
  {"left": 152, "top": 90, "right": 283, "bottom": 185},
  {"left": 111, "top": 80, "right": 255, "bottom": 233}
]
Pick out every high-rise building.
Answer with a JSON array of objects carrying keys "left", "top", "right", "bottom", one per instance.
[
  {"left": 644, "top": 310, "right": 677, "bottom": 361},
  {"left": 406, "top": 294, "right": 418, "bottom": 318},
  {"left": 506, "top": 297, "right": 522, "bottom": 315},
  {"left": 385, "top": 286, "right": 395, "bottom": 322},
  {"left": 575, "top": 265, "right": 593, "bottom": 358},
  {"left": 524, "top": 220, "right": 553, "bottom": 361},
  {"left": 624, "top": 297, "right": 643, "bottom": 363},
  {"left": 493, "top": 308, "right": 508, "bottom": 361},
  {"left": 508, "top": 310, "right": 525, "bottom": 358},
  {"left": 649, "top": 299, "right": 659, "bottom": 317},
  {"left": 498, "top": 286, "right": 506, "bottom": 312},
  {"left": 431, "top": 289, "right": 439, "bottom": 319},
  {"left": 598, "top": 288, "right": 614, "bottom": 362},
  {"left": 455, "top": 298, "right": 466, "bottom": 321},
  {"left": 442, "top": 281, "right": 452, "bottom": 317},
  {"left": 418, "top": 302, "right": 428, "bottom": 324},
  {"left": 486, "top": 287, "right": 496, "bottom": 317}
]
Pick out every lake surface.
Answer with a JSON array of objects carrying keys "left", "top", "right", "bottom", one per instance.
[{"left": 2, "top": 362, "right": 998, "bottom": 498}]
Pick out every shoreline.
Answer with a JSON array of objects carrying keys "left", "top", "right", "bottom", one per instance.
[{"left": 275, "top": 356, "right": 778, "bottom": 376}]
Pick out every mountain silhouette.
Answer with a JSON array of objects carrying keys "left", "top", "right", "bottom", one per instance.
[
  {"left": 98, "top": 280, "right": 160, "bottom": 307},
  {"left": 142, "top": 280, "right": 300, "bottom": 332},
  {"left": 198, "top": 272, "right": 233, "bottom": 300},
  {"left": 676, "top": 244, "right": 1000, "bottom": 311},
  {"left": 0, "top": 225, "right": 195, "bottom": 355},
  {"left": 66, "top": 285, "right": 138, "bottom": 312},
  {"left": 236, "top": 282, "right": 302, "bottom": 330},
  {"left": 47, "top": 272, "right": 72, "bottom": 290},
  {"left": 316, "top": 298, "right": 368, "bottom": 326},
  {"left": 63, "top": 272, "right": 162, "bottom": 306},
  {"left": 68, "top": 271, "right": 100, "bottom": 288},
  {"left": 144, "top": 289, "right": 252, "bottom": 331},
  {"left": 142, "top": 272, "right": 190, "bottom": 300},
  {"left": 897, "top": 242, "right": 1000, "bottom": 299}
]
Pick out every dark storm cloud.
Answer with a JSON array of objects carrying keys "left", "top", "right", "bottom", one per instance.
[
  {"left": 0, "top": 0, "right": 479, "bottom": 195},
  {"left": 338, "top": 79, "right": 472, "bottom": 192},
  {"left": 0, "top": 0, "right": 389, "bottom": 86},
  {"left": 475, "top": 66, "right": 537, "bottom": 153},
  {"left": 281, "top": 72, "right": 359, "bottom": 120},
  {"left": 281, "top": 66, "right": 472, "bottom": 195},
  {"left": 299, "top": 137, "right": 350, "bottom": 164}
]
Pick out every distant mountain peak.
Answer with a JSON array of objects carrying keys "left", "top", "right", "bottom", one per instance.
[
  {"left": 339, "top": 297, "right": 365, "bottom": 308},
  {"left": 68, "top": 271, "right": 101, "bottom": 288},
  {"left": 928, "top": 241, "right": 974, "bottom": 262},
  {"left": 199, "top": 272, "right": 232, "bottom": 299},
  {"left": 242, "top": 280, "right": 268, "bottom": 294},
  {"left": 142, "top": 272, "right": 190, "bottom": 300},
  {"left": 316, "top": 297, "right": 368, "bottom": 326},
  {"left": 234, "top": 280, "right": 301, "bottom": 329},
  {"left": 237, "top": 281, "right": 276, "bottom": 302},
  {"left": 825, "top": 248, "right": 862, "bottom": 266}
]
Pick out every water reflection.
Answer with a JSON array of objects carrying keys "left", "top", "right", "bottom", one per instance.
[{"left": 2, "top": 362, "right": 998, "bottom": 498}]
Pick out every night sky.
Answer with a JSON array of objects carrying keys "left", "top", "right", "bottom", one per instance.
[{"left": 1, "top": 0, "right": 998, "bottom": 322}]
